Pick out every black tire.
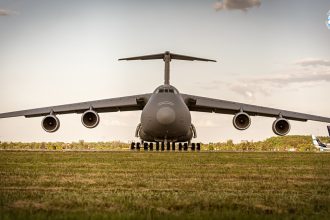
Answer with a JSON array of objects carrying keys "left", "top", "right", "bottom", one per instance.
[
  {"left": 156, "top": 142, "right": 160, "bottom": 151},
  {"left": 161, "top": 142, "right": 165, "bottom": 151},
  {"left": 149, "top": 143, "right": 154, "bottom": 151},
  {"left": 179, "top": 143, "right": 182, "bottom": 151},
  {"left": 136, "top": 142, "right": 140, "bottom": 150},
  {"left": 197, "top": 143, "right": 201, "bottom": 151},
  {"left": 191, "top": 143, "right": 195, "bottom": 151},
  {"left": 166, "top": 142, "right": 171, "bottom": 151},
  {"left": 144, "top": 143, "right": 148, "bottom": 151},
  {"left": 184, "top": 143, "right": 188, "bottom": 151},
  {"left": 172, "top": 142, "right": 175, "bottom": 151},
  {"left": 130, "top": 142, "right": 135, "bottom": 150}
]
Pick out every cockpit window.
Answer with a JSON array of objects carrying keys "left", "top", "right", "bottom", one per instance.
[{"left": 155, "top": 87, "right": 179, "bottom": 94}]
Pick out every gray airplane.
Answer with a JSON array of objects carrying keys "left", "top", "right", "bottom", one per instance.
[{"left": 1, "top": 51, "right": 330, "bottom": 151}]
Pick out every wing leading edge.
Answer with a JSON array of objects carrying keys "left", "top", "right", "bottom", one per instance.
[
  {"left": 181, "top": 94, "right": 330, "bottom": 123},
  {"left": 0, "top": 94, "right": 152, "bottom": 119}
]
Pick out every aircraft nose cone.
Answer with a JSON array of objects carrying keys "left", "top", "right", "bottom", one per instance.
[{"left": 156, "top": 107, "right": 176, "bottom": 125}]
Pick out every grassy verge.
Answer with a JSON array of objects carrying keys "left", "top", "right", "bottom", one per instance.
[{"left": 1, "top": 152, "right": 330, "bottom": 219}]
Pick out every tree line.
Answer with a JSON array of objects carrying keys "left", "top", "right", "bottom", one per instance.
[
  {"left": 204, "top": 135, "right": 330, "bottom": 152},
  {"left": 0, "top": 135, "right": 329, "bottom": 151}
]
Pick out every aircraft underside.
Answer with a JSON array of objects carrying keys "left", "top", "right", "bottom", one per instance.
[
  {"left": 134, "top": 121, "right": 198, "bottom": 151},
  {"left": 138, "top": 128, "right": 193, "bottom": 143}
]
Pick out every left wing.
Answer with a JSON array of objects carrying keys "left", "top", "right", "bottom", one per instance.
[
  {"left": 0, "top": 94, "right": 152, "bottom": 118},
  {"left": 181, "top": 94, "right": 330, "bottom": 123}
]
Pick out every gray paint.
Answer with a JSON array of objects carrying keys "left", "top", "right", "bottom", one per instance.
[{"left": 0, "top": 51, "right": 330, "bottom": 142}]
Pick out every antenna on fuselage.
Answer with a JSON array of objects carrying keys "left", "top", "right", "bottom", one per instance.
[{"left": 118, "top": 51, "right": 216, "bottom": 85}]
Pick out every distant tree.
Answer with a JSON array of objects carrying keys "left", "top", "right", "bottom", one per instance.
[
  {"left": 40, "top": 142, "right": 46, "bottom": 150},
  {"left": 2, "top": 142, "right": 8, "bottom": 150}
]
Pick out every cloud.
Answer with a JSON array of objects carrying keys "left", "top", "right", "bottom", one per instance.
[
  {"left": 229, "top": 83, "right": 266, "bottom": 99},
  {"left": 295, "top": 58, "right": 330, "bottom": 67},
  {"left": 198, "top": 59, "right": 330, "bottom": 100},
  {"left": 0, "top": 8, "right": 17, "bottom": 16},
  {"left": 258, "top": 71, "right": 330, "bottom": 86},
  {"left": 236, "top": 70, "right": 330, "bottom": 98},
  {"left": 214, "top": 0, "right": 261, "bottom": 11}
]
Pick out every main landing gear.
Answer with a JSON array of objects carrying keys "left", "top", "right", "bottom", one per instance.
[{"left": 130, "top": 142, "right": 201, "bottom": 151}]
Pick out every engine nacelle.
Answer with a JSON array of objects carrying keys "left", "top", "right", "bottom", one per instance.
[
  {"left": 81, "top": 110, "right": 99, "bottom": 128},
  {"left": 272, "top": 118, "right": 290, "bottom": 136},
  {"left": 233, "top": 112, "right": 251, "bottom": 130},
  {"left": 42, "top": 115, "right": 60, "bottom": 133}
]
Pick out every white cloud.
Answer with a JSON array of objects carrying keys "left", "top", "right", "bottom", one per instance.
[
  {"left": 295, "top": 58, "right": 330, "bottom": 67},
  {"left": 198, "top": 58, "right": 330, "bottom": 99},
  {"left": 214, "top": 0, "right": 261, "bottom": 11},
  {"left": 0, "top": 8, "right": 17, "bottom": 16}
]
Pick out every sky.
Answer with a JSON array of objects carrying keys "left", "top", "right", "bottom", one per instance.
[{"left": 0, "top": 0, "right": 330, "bottom": 143}]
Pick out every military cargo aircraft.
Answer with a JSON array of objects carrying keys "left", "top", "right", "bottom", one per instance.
[{"left": 1, "top": 51, "right": 330, "bottom": 151}]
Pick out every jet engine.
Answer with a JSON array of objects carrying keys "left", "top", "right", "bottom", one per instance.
[
  {"left": 233, "top": 112, "right": 251, "bottom": 130},
  {"left": 272, "top": 117, "right": 290, "bottom": 136},
  {"left": 81, "top": 109, "right": 100, "bottom": 128},
  {"left": 42, "top": 114, "right": 60, "bottom": 132}
]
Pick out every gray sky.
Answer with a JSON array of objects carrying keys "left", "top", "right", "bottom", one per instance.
[{"left": 0, "top": 0, "right": 330, "bottom": 143}]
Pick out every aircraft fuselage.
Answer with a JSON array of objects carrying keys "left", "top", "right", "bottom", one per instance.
[{"left": 139, "top": 85, "right": 193, "bottom": 142}]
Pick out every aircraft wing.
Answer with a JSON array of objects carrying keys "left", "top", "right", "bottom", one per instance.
[
  {"left": 181, "top": 94, "right": 330, "bottom": 123},
  {"left": 0, "top": 94, "right": 152, "bottom": 118}
]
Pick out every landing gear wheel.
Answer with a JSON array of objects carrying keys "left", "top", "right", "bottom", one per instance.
[
  {"left": 161, "top": 142, "right": 165, "bottom": 151},
  {"left": 144, "top": 143, "right": 148, "bottom": 151},
  {"left": 172, "top": 142, "right": 175, "bottom": 151},
  {"left": 178, "top": 143, "right": 183, "bottom": 151},
  {"left": 184, "top": 143, "right": 188, "bottom": 151},
  {"left": 196, "top": 143, "right": 201, "bottom": 151},
  {"left": 166, "top": 142, "right": 171, "bottom": 151},
  {"left": 136, "top": 142, "right": 141, "bottom": 151},
  {"left": 156, "top": 142, "right": 160, "bottom": 151},
  {"left": 191, "top": 143, "right": 195, "bottom": 151},
  {"left": 149, "top": 143, "right": 154, "bottom": 151},
  {"left": 130, "top": 142, "right": 135, "bottom": 150}
]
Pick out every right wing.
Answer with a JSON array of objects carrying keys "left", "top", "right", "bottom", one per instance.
[
  {"left": 181, "top": 93, "right": 330, "bottom": 123},
  {"left": 0, "top": 94, "right": 152, "bottom": 118}
]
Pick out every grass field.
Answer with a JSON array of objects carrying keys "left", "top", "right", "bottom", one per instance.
[{"left": 0, "top": 151, "right": 330, "bottom": 219}]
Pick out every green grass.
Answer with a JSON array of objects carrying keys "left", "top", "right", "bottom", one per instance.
[{"left": 0, "top": 151, "right": 330, "bottom": 219}]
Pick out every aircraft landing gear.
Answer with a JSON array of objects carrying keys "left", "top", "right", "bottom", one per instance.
[
  {"left": 191, "top": 143, "right": 195, "bottom": 151},
  {"left": 144, "top": 142, "right": 148, "bottom": 151},
  {"left": 131, "top": 142, "right": 135, "bottom": 150},
  {"left": 166, "top": 142, "right": 171, "bottom": 151},
  {"left": 183, "top": 143, "right": 188, "bottom": 151},
  {"left": 130, "top": 141, "right": 200, "bottom": 152},
  {"left": 196, "top": 143, "right": 201, "bottom": 151}
]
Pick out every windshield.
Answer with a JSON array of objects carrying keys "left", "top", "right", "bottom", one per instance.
[{"left": 154, "top": 87, "right": 179, "bottom": 94}]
